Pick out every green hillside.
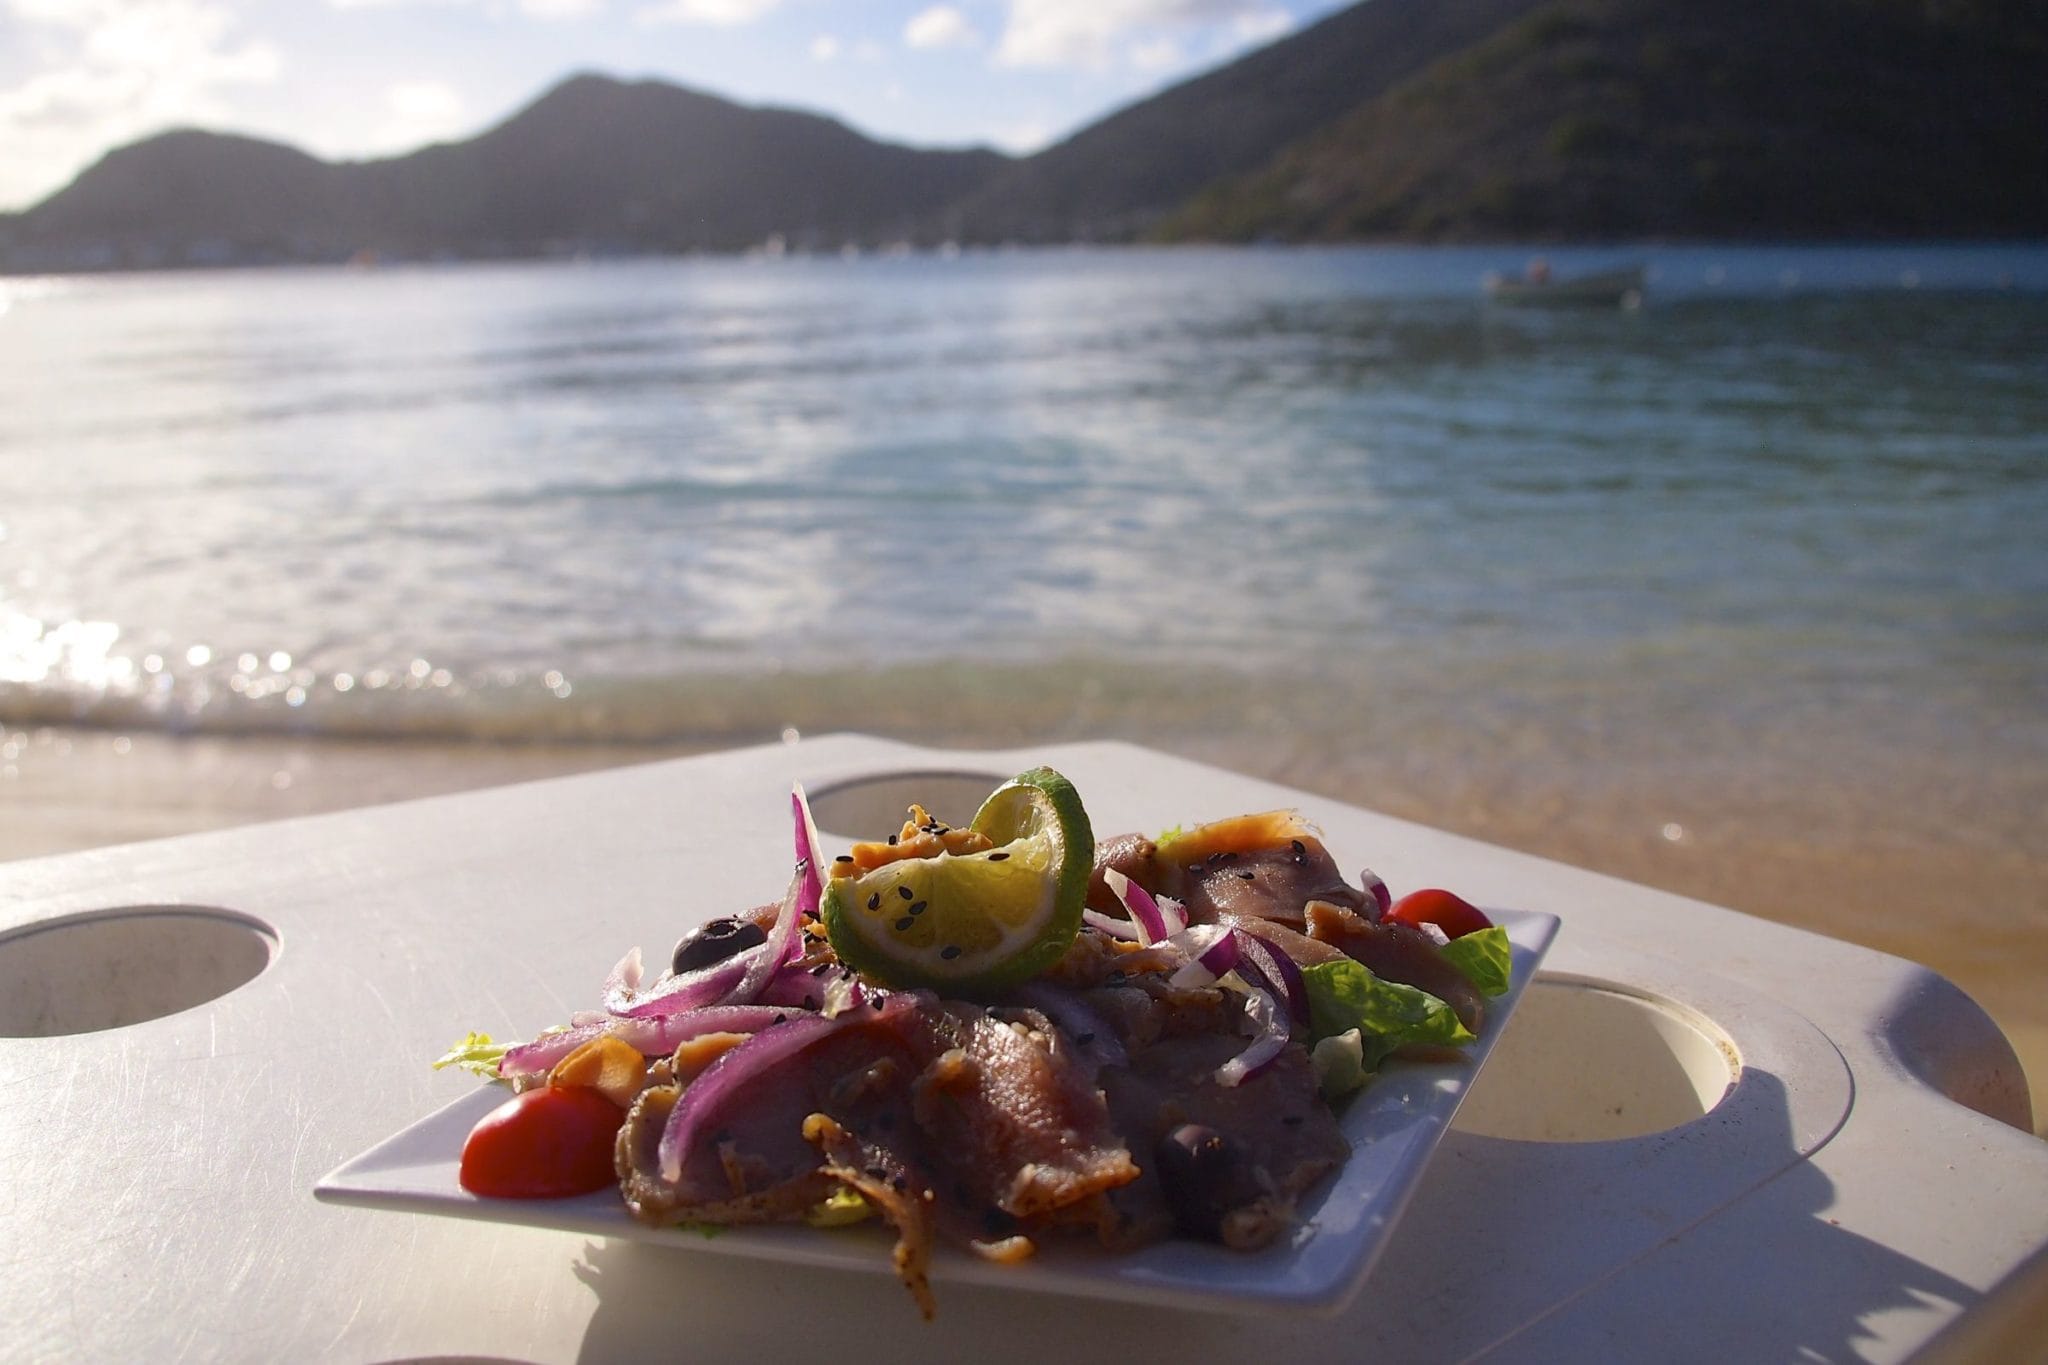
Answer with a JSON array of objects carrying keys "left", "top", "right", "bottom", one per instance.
[
  {"left": 1155, "top": 0, "right": 2048, "bottom": 242},
  {"left": 4, "top": 0, "right": 2044, "bottom": 271}
]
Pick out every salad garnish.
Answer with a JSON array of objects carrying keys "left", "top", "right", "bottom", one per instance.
[{"left": 437, "top": 768, "right": 1511, "bottom": 1317}]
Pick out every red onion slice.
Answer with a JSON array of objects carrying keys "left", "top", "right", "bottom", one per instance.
[
  {"left": 605, "top": 947, "right": 644, "bottom": 1002},
  {"left": 727, "top": 865, "right": 807, "bottom": 1006},
  {"left": 1082, "top": 909, "right": 1142, "bottom": 942},
  {"left": 607, "top": 949, "right": 758, "bottom": 1019},
  {"left": 1166, "top": 924, "right": 1240, "bottom": 988},
  {"left": 498, "top": 1021, "right": 610, "bottom": 1079},
  {"left": 657, "top": 992, "right": 920, "bottom": 1183},
  {"left": 613, "top": 1004, "right": 793, "bottom": 1053},
  {"left": 498, "top": 1005, "right": 797, "bottom": 1081},
  {"left": 1103, "top": 868, "right": 1170, "bottom": 945},
  {"left": 1216, "top": 983, "right": 1289, "bottom": 1088},
  {"left": 1158, "top": 895, "right": 1189, "bottom": 938},
  {"left": 758, "top": 960, "right": 867, "bottom": 1013},
  {"left": 1009, "top": 981, "right": 1129, "bottom": 1070},
  {"left": 792, "top": 784, "right": 825, "bottom": 920},
  {"left": 1232, "top": 929, "right": 1309, "bottom": 1025},
  {"left": 1358, "top": 867, "right": 1392, "bottom": 917}
]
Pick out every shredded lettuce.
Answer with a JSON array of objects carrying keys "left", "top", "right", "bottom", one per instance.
[
  {"left": 819, "top": 972, "right": 862, "bottom": 1018},
  {"left": 1301, "top": 959, "right": 1475, "bottom": 1073},
  {"left": 1310, "top": 1030, "right": 1373, "bottom": 1099},
  {"left": 1439, "top": 925, "right": 1512, "bottom": 997},
  {"left": 431, "top": 1030, "right": 511, "bottom": 1079},
  {"left": 805, "top": 1187, "right": 876, "bottom": 1228}
]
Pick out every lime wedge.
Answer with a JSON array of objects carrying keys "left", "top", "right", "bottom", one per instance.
[{"left": 821, "top": 767, "right": 1093, "bottom": 996}]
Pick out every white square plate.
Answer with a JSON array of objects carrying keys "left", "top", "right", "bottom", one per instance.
[{"left": 316, "top": 908, "right": 1557, "bottom": 1316}]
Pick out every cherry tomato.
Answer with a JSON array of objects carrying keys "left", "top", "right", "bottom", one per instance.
[
  {"left": 459, "top": 1085, "right": 625, "bottom": 1198},
  {"left": 1384, "top": 888, "right": 1493, "bottom": 939}
]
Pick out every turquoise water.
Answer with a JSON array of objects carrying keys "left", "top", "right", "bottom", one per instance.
[{"left": 1, "top": 245, "right": 2044, "bottom": 832}]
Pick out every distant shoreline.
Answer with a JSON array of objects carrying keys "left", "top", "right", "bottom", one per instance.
[{"left": 8, "top": 233, "right": 2048, "bottom": 279}]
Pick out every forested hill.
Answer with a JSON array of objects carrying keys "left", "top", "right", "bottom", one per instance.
[
  {"left": 1152, "top": 0, "right": 2048, "bottom": 243},
  {"left": 3, "top": 0, "right": 2042, "bottom": 271}
]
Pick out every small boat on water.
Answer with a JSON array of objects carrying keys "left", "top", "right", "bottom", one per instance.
[{"left": 1485, "top": 262, "right": 1646, "bottom": 309}]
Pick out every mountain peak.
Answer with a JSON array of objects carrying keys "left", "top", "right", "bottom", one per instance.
[{"left": 5, "top": 0, "right": 2043, "bottom": 272}]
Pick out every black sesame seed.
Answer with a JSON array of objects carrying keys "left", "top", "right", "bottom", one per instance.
[
  {"left": 895, "top": 916, "right": 915, "bottom": 931},
  {"left": 1290, "top": 839, "right": 1307, "bottom": 861},
  {"left": 908, "top": 900, "right": 927, "bottom": 916},
  {"left": 898, "top": 885, "right": 914, "bottom": 900},
  {"left": 810, "top": 963, "right": 831, "bottom": 976},
  {"left": 887, "top": 834, "right": 898, "bottom": 846},
  {"left": 1236, "top": 869, "right": 1256, "bottom": 881},
  {"left": 941, "top": 945, "right": 962, "bottom": 960},
  {"left": 871, "top": 997, "right": 884, "bottom": 1010},
  {"left": 868, "top": 893, "right": 881, "bottom": 910},
  {"left": 835, "top": 854, "right": 854, "bottom": 864},
  {"left": 773, "top": 1013, "right": 787, "bottom": 1024},
  {"left": 987, "top": 851, "right": 1009, "bottom": 861}
]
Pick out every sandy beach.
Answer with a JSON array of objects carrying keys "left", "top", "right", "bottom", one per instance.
[{"left": 4, "top": 721, "right": 2041, "bottom": 1137}]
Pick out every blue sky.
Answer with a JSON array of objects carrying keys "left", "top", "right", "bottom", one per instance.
[{"left": 0, "top": 0, "right": 1351, "bottom": 212}]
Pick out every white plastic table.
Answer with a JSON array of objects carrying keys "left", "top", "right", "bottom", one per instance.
[{"left": 4, "top": 735, "right": 2044, "bottom": 1362}]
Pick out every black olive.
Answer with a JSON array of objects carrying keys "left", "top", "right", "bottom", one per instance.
[
  {"left": 1154, "top": 1124, "right": 1264, "bottom": 1240},
  {"left": 672, "top": 917, "right": 766, "bottom": 975}
]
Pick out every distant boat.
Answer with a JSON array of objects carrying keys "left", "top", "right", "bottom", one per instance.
[{"left": 1485, "top": 263, "right": 1646, "bottom": 309}]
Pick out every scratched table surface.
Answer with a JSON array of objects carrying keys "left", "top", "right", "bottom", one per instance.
[{"left": 3, "top": 734, "right": 2044, "bottom": 1363}]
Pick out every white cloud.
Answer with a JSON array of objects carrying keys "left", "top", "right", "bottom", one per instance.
[
  {"left": 520, "top": 0, "right": 606, "bottom": 17},
  {"left": 1232, "top": 7, "right": 1293, "bottom": 44},
  {"left": 0, "top": 0, "right": 282, "bottom": 209},
  {"left": 633, "top": 0, "right": 777, "bottom": 25},
  {"left": 987, "top": 116, "right": 1054, "bottom": 154},
  {"left": 994, "top": 0, "right": 1280, "bottom": 69},
  {"left": 809, "top": 33, "right": 839, "bottom": 61},
  {"left": 325, "top": 0, "right": 602, "bottom": 11},
  {"left": 387, "top": 79, "right": 462, "bottom": 122},
  {"left": 903, "top": 4, "right": 977, "bottom": 50},
  {"left": 1127, "top": 36, "right": 1182, "bottom": 70},
  {"left": 371, "top": 79, "right": 469, "bottom": 150}
]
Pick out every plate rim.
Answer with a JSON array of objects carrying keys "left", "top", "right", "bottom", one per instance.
[{"left": 316, "top": 907, "right": 1559, "bottom": 1316}]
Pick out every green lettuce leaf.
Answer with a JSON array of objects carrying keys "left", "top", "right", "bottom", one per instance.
[
  {"left": 431, "top": 1030, "right": 510, "bottom": 1079},
  {"left": 1438, "top": 925, "right": 1513, "bottom": 997},
  {"left": 805, "top": 1187, "right": 876, "bottom": 1228},
  {"left": 1310, "top": 1030, "right": 1373, "bottom": 1099},
  {"left": 1301, "top": 959, "right": 1475, "bottom": 1072}
]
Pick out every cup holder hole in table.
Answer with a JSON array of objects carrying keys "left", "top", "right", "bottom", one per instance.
[
  {"left": 0, "top": 907, "right": 279, "bottom": 1037},
  {"left": 805, "top": 770, "right": 1008, "bottom": 841},
  {"left": 1453, "top": 976, "right": 1740, "bottom": 1142}
]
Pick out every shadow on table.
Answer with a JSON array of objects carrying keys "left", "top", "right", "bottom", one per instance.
[{"left": 568, "top": 1067, "right": 1981, "bottom": 1364}]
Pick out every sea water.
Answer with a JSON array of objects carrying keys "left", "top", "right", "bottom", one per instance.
[{"left": 2, "top": 244, "right": 2045, "bottom": 849}]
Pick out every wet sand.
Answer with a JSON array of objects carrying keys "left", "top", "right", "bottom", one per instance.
[{"left": 2, "top": 723, "right": 2042, "bottom": 1136}]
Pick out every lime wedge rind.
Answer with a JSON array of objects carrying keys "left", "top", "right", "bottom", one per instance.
[{"left": 820, "top": 767, "right": 1093, "bottom": 996}]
